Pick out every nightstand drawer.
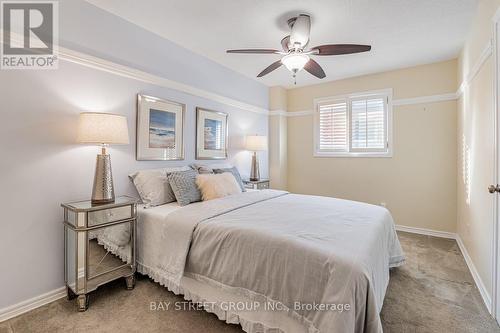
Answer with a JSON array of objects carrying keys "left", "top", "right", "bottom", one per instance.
[
  {"left": 256, "top": 182, "right": 269, "bottom": 189},
  {"left": 243, "top": 179, "right": 270, "bottom": 190},
  {"left": 244, "top": 183, "right": 255, "bottom": 190},
  {"left": 88, "top": 206, "right": 133, "bottom": 227}
]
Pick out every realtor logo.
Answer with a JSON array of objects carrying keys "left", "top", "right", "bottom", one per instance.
[{"left": 1, "top": 1, "right": 58, "bottom": 69}]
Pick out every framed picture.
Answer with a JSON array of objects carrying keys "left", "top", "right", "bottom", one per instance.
[
  {"left": 196, "top": 107, "right": 228, "bottom": 160},
  {"left": 136, "top": 94, "right": 185, "bottom": 160}
]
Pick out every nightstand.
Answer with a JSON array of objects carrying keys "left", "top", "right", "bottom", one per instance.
[
  {"left": 243, "top": 179, "right": 270, "bottom": 190},
  {"left": 62, "top": 196, "right": 138, "bottom": 311}
]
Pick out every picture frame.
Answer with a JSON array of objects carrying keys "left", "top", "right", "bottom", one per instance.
[
  {"left": 136, "top": 94, "right": 185, "bottom": 161},
  {"left": 196, "top": 107, "right": 228, "bottom": 160}
]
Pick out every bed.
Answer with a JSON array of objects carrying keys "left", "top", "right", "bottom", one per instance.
[{"left": 115, "top": 189, "right": 405, "bottom": 333}]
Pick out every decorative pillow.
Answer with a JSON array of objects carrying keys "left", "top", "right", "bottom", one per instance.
[
  {"left": 129, "top": 166, "right": 191, "bottom": 207},
  {"left": 191, "top": 163, "right": 233, "bottom": 174},
  {"left": 213, "top": 167, "right": 246, "bottom": 192},
  {"left": 196, "top": 173, "right": 242, "bottom": 201},
  {"left": 168, "top": 169, "right": 202, "bottom": 206}
]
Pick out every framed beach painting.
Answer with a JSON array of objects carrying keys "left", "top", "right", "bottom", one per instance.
[
  {"left": 196, "top": 107, "right": 228, "bottom": 160},
  {"left": 136, "top": 94, "right": 185, "bottom": 160}
]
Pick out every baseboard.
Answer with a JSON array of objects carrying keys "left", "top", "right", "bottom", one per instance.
[
  {"left": 455, "top": 235, "right": 492, "bottom": 313},
  {"left": 395, "top": 225, "right": 457, "bottom": 239},
  {"left": 0, "top": 286, "right": 66, "bottom": 322}
]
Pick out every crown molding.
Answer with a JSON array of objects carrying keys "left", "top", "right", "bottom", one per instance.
[
  {"left": 269, "top": 109, "right": 313, "bottom": 117},
  {"left": 3, "top": 27, "right": 491, "bottom": 116},
  {"left": 59, "top": 47, "right": 270, "bottom": 115},
  {"left": 467, "top": 39, "right": 493, "bottom": 85},
  {"left": 456, "top": 39, "right": 493, "bottom": 99},
  {"left": 392, "top": 92, "right": 458, "bottom": 106},
  {"left": 268, "top": 110, "right": 288, "bottom": 116},
  {"left": 269, "top": 39, "right": 493, "bottom": 117},
  {"left": 270, "top": 92, "right": 459, "bottom": 117},
  {"left": 0, "top": 29, "right": 270, "bottom": 116},
  {"left": 286, "top": 110, "right": 314, "bottom": 117}
]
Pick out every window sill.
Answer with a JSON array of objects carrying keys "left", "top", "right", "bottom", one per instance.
[{"left": 313, "top": 151, "right": 393, "bottom": 158}]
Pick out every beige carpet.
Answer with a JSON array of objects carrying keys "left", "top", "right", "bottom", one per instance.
[{"left": 1, "top": 232, "right": 499, "bottom": 332}]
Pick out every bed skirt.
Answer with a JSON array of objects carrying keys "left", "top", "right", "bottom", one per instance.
[{"left": 138, "top": 262, "right": 316, "bottom": 333}]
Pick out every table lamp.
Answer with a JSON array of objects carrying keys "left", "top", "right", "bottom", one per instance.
[
  {"left": 245, "top": 135, "right": 267, "bottom": 181},
  {"left": 77, "top": 112, "right": 129, "bottom": 204}
]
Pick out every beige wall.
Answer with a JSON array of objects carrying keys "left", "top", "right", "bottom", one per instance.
[
  {"left": 281, "top": 59, "right": 458, "bottom": 232},
  {"left": 457, "top": 0, "right": 500, "bottom": 301}
]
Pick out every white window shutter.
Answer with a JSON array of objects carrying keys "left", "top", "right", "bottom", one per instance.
[
  {"left": 350, "top": 97, "right": 386, "bottom": 151},
  {"left": 314, "top": 91, "right": 391, "bottom": 157},
  {"left": 318, "top": 100, "right": 348, "bottom": 152}
]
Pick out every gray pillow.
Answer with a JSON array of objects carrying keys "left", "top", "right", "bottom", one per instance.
[
  {"left": 168, "top": 169, "right": 202, "bottom": 206},
  {"left": 213, "top": 167, "right": 246, "bottom": 192}
]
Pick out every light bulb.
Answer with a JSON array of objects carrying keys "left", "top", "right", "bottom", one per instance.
[{"left": 281, "top": 53, "right": 310, "bottom": 72}]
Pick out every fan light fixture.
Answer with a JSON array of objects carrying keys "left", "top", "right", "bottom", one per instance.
[
  {"left": 226, "top": 13, "right": 372, "bottom": 84},
  {"left": 281, "top": 53, "right": 310, "bottom": 73}
]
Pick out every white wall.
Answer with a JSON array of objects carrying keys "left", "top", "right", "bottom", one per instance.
[{"left": 0, "top": 1, "right": 268, "bottom": 311}]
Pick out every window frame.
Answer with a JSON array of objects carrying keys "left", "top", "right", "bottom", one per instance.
[{"left": 313, "top": 89, "right": 393, "bottom": 158}]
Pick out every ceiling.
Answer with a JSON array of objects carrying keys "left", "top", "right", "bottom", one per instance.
[{"left": 87, "top": 0, "right": 477, "bottom": 88}]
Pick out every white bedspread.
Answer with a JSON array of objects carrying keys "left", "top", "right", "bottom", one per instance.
[{"left": 136, "top": 190, "right": 404, "bottom": 333}]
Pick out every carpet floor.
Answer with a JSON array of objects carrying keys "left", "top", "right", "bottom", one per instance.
[{"left": 1, "top": 231, "right": 499, "bottom": 332}]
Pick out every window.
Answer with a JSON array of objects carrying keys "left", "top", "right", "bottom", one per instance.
[{"left": 314, "top": 90, "right": 392, "bottom": 157}]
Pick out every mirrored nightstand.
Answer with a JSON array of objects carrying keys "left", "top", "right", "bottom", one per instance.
[
  {"left": 243, "top": 179, "right": 270, "bottom": 190},
  {"left": 62, "top": 196, "right": 138, "bottom": 311}
]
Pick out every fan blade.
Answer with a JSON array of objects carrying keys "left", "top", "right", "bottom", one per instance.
[
  {"left": 227, "top": 49, "right": 280, "bottom": 54},
  {"left": 281, "top": 36, "right": 290, "bottom": 51},
  {"left": 311, "top": 44, "right": 371, "bottom": 56},
  {"left": 289, "top": 14, "right": 311, "bottom": 48},
  {"left": 257, "top": 60, "right": 282, "bottom": 77},
  {"left": 304, "top": 59, "right": 326, "bottom": 79}
]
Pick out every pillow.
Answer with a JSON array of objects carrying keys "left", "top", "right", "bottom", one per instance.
[
  {"left": 196, "top": 173, "right": 242, "bottom": 201},
  {"left": 191, "top": 163, "right": 233, "bottom": 174},
  {"left": 213, "top": 167, "right": 246, "bottom": 192},
  {"left": 129, "top": 166, "right": 191, "bottom": 207},
  {"left": 168, "top": 169, "right": 202, "bottom": 206}
]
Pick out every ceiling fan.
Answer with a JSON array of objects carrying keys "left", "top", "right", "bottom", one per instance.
[{"left": 226, "top": 14, "right": 371, "bottom": 84}]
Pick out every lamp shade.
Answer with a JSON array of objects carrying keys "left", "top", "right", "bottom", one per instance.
[
  {"left": 246, "top": 135, "right": 267, "bottom": 151},
  {"left": 77, "top": 112, "right": 129, "bottom": 145}
]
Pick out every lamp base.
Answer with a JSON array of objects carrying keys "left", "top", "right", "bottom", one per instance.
[
  {"left": 91, "top": 152, "right": 115, "bottom": 205},
  {"left": 249, "top": 152, "right": 260, "bottom": 181},
  {"left": 91, "top": 198, "right": 114, "bottom": 205}
]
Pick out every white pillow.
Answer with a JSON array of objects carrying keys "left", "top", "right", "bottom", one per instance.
[
  {"left": 196, "top": 173, "right": 242, "bottom": 201},
  {"left": 129, "top": 166, "right": 191, "bottom": 207}
]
